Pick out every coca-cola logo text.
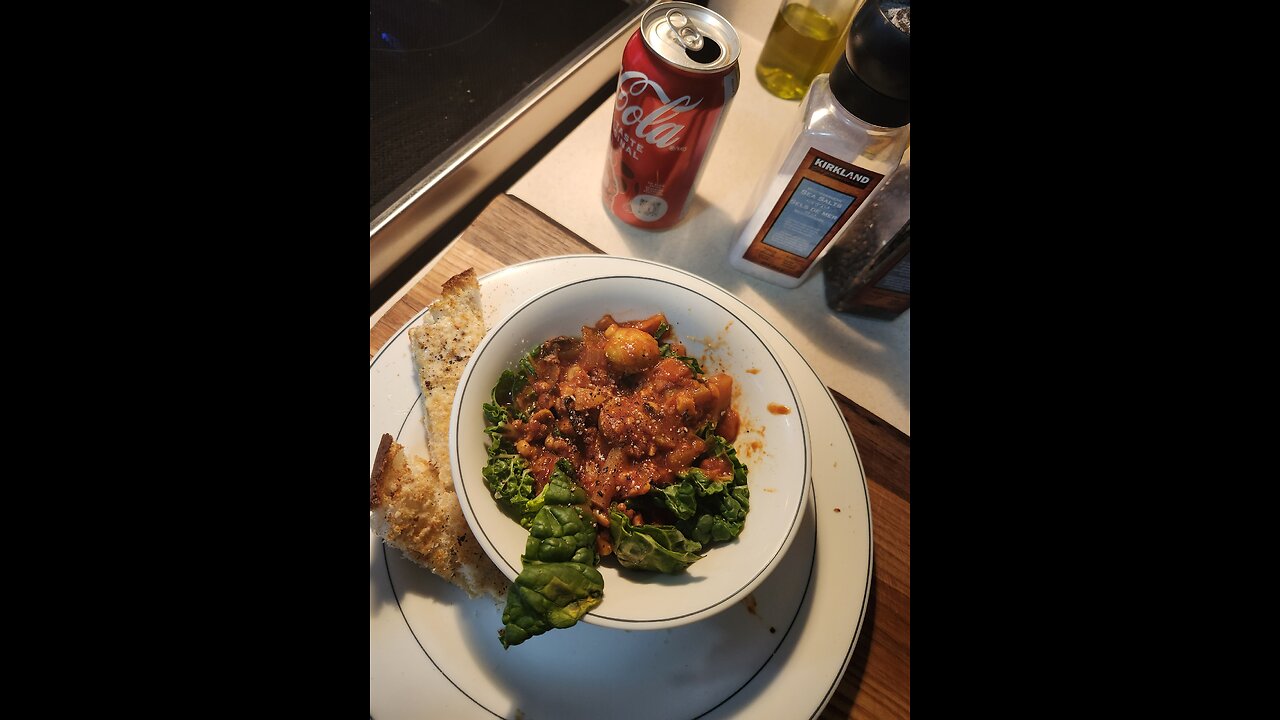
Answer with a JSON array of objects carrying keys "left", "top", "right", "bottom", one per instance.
[{"left": 614, "top": 71, "right": 701, "bottom": 150}]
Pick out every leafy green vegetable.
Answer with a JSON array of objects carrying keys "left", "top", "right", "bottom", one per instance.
[
  {"left": 490, "top": 369, "right": 523, "bottom": 408},
  {"left": 700, "top": 429, "right": 749, "bottom": 488},
  {"left": 659, "top": 344, "right": 703, "bottom": 376},
  {"left": 522, "top": 469, "right": 594, "bottom": 562},
  {"left": 651, "top": 326, "right": 703, "bottom": 375},
  {"left": 608, "top": 508, "right": 703, "bottom": 574},
  {"left": 481, "top": 452, "right": 537, "bottom": 521},
  {"left": 480, "top": 353, "right": 545, "bottom": 521},
  {"left": 680, "top": 483, "right": 748, "bottom": 544},
  {"left": 518, "top": 353, "right": 537, "bottom": 381},
  {"left": 646, "top": 431, "right": 751, "bottom": 546},
  {"left": 490, "top": 346, "right": 539, "bottom": 408},
  {"left": 500, "top": 561, "right": 604, "bottom": 648},
  {"left": 520, "top": 459, "right": 578, "bottom": 527},
  {"left": 650, "top": 479, "right": 699, "bottom": 520},
  {"left": 499, "top": 465, "right": 604, "bottom": 648},
  {"left": 482, "top": 385, "right": 515, "bottom": 449}
]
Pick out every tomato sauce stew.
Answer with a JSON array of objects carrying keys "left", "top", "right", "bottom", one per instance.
[{"left": 495, "top": 313, "right": 741, "bottom": 556}]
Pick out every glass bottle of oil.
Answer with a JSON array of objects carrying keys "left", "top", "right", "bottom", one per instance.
[{"left": 756, "top": 0, "right": 863, "bottom": 100}]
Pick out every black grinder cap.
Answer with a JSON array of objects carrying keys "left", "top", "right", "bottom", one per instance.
[{"left": 829, "top": 0, "right": 910, "bottom": 128}]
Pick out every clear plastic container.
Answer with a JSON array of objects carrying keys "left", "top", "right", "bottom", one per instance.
[
  {"left": 728, "top": 75, "right": 909, "bottom": 288},
  {"left": 729, "top": 0, "right": 910, "bottom": 288}
]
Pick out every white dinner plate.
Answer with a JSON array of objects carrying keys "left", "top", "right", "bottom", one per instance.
[{"left": 370, "top": 255, "right": 873, "bottom": 720}]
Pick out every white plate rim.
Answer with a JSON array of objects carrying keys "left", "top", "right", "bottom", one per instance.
[{"left": 370, "top": 254, "right": 874, "bottom": 720}]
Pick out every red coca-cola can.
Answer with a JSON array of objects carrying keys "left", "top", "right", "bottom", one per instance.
[{"left": 603, "top": 2, "right": 741, "bottom": 230}]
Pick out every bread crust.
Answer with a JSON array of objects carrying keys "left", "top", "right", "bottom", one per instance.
[
  {"left": 368, "top": 434, "right": 507, "bottom": 599},
  {"left": 370, "top": 433, "right": 393, "bottom": 510},
  {"left": 370, "top": 268, "right": 506, "bottom": 600},
  {"left": 407, "top": 267, "right": 483, "bottom": 488}
]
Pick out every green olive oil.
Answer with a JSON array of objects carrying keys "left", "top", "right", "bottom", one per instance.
[{"left": 756, "top": 3, "right": 847, "bottom": 100}]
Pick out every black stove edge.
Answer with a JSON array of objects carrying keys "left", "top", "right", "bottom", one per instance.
[{"left": 371, "top": 2, "right": 650, "bottom": 229}]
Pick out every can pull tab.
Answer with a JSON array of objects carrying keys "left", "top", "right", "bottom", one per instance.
[{"left": 665, "top": 9, "right": 704, "bottom": 51}]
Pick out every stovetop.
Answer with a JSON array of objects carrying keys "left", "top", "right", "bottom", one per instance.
[{"left": 370, "top": 0, "right": 638, "bottom": 216}]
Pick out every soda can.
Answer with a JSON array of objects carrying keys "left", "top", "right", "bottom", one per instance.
[{"left": 602, "top": 2, "right": 741, "bottom": 230}]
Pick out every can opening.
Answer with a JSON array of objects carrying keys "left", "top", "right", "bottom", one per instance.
[{"left": 685, "top": 35, "right": 721, "bottom": 64}]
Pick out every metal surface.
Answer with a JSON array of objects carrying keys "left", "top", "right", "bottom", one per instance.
[
  {"left": 642, "top": 1, "right": 741, "bottom": 72},
  {"left": 370, "top": 2, "right": 653, "bottom": 287}
]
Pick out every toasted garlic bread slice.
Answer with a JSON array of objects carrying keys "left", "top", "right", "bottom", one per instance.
[
  {"left": 370, "top": 433, "right": 507, "bottom": 599},
  {"left": 406, "top": 268, "right": 484, "bottom": 488}
]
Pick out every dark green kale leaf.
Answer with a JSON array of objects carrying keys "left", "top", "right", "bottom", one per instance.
[
  {"left": 679, "top": 479, "right": 748, "bottom": 544},
  {"left": 481, "top": 452, "right": 537, "bottom": 521},
  {"left": 646, "top": 430, "right": 751, "bottom": 546},
  {"left": 649, "top": 477, "right": 701, "bottom": 520},
  {"left": 649, "top": 468, "right": 727, "bottom": 518},
  {"left": 481, "top": 351, "right": 548, "bottom": 519},
  {"left": 499, "top": 467, "right": 604, "bottom": 648},
  {"left": 608, "top": 508, "right": 703, "bottom": 574},
  {"left": 519, "top": 459, "right": 579, "bottom": 528},
  {"left": 518, "top": 354, "right": 537, "bottom": 382},
  {"left": 521, "top": 464, "right": 593, "bottom": 558},
  {"left": 499, "top": 561, "right": 604, "bottom": 648},
  {"left": 491, "top": 345, "right": 540, "bottom": 408}
]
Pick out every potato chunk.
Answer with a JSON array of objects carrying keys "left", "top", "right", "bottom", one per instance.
[{"left": 603, "top": 325, "right": 661, "bottom": 374}]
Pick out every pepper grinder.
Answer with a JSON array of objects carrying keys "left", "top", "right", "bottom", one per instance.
[{"left": 823, "top": 146, "right": 910, "bottom": 318}]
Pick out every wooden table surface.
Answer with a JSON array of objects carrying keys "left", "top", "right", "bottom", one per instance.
[{"left": 369, "top": 194, "right": 910, "bottom": 719}]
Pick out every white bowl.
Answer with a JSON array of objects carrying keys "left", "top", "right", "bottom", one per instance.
[{"left": 450, "top": 271, "right": 810, "bottom": 630}]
